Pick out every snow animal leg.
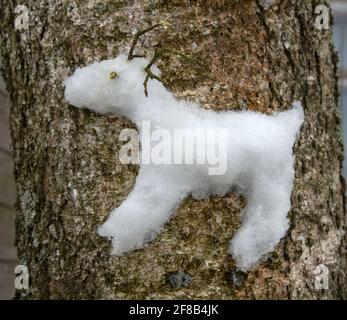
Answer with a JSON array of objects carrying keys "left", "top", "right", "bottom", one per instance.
[
  {"left": 230, "top": 167, "right": 294, "bottom": 271},
  {"left": 98, "top": 168, "right": 185, "bottom": 255}
]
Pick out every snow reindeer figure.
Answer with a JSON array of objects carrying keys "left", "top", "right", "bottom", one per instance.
[{"left": 64, "top": 24, "right": 304, "bottom": 271}]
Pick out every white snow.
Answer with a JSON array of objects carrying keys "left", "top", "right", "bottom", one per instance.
[{"left": 64, "top": 53, "right": 304, "bottom": 271}]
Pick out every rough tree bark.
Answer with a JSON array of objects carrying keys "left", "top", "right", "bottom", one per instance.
[{"left": 0, "top": 0, "right": 346, "bottom": 299}]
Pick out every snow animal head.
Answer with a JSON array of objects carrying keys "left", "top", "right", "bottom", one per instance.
[{"left": 64, "top": 53, "right": 161, "bottom": 118}]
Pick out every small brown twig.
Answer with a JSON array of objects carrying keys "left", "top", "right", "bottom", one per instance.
[
  {"left": 128, "top": 23, "right": 162, "bottom": 60},
  {"left": 143, "top": 47, "right": 166, "bottom": 97},
  {"left": 127, "top": 20, "right": 201, "bottom": 97},
  {"left": 143, "top": 46, "right": 201, "bottom": 97}
]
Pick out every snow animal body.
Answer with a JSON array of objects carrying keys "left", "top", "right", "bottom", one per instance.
[{"left": 64, "top": 53, "right": 304, "bottom": 270}]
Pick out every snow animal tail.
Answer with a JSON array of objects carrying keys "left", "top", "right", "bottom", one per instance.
[{"left": 275, "top": 100, "right": 304, "bottom": 140}]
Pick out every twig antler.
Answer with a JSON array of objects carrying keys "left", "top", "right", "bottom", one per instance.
[
  {"left": 127, "top": 20, "right": 201, "bottom": 97},
  {"left": 143, "top": 46, "right": 200, "bottom": 97},
  {"left": 143, "top": 46, "right": 166, "bottom": 97},
  {"left": 128, "top": 23, "right": 162, "bottom": 60}
]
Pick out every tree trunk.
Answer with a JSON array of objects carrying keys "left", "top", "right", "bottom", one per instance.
[{"left": 0, "top": 0, "right": 346, "bottom": 299}]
